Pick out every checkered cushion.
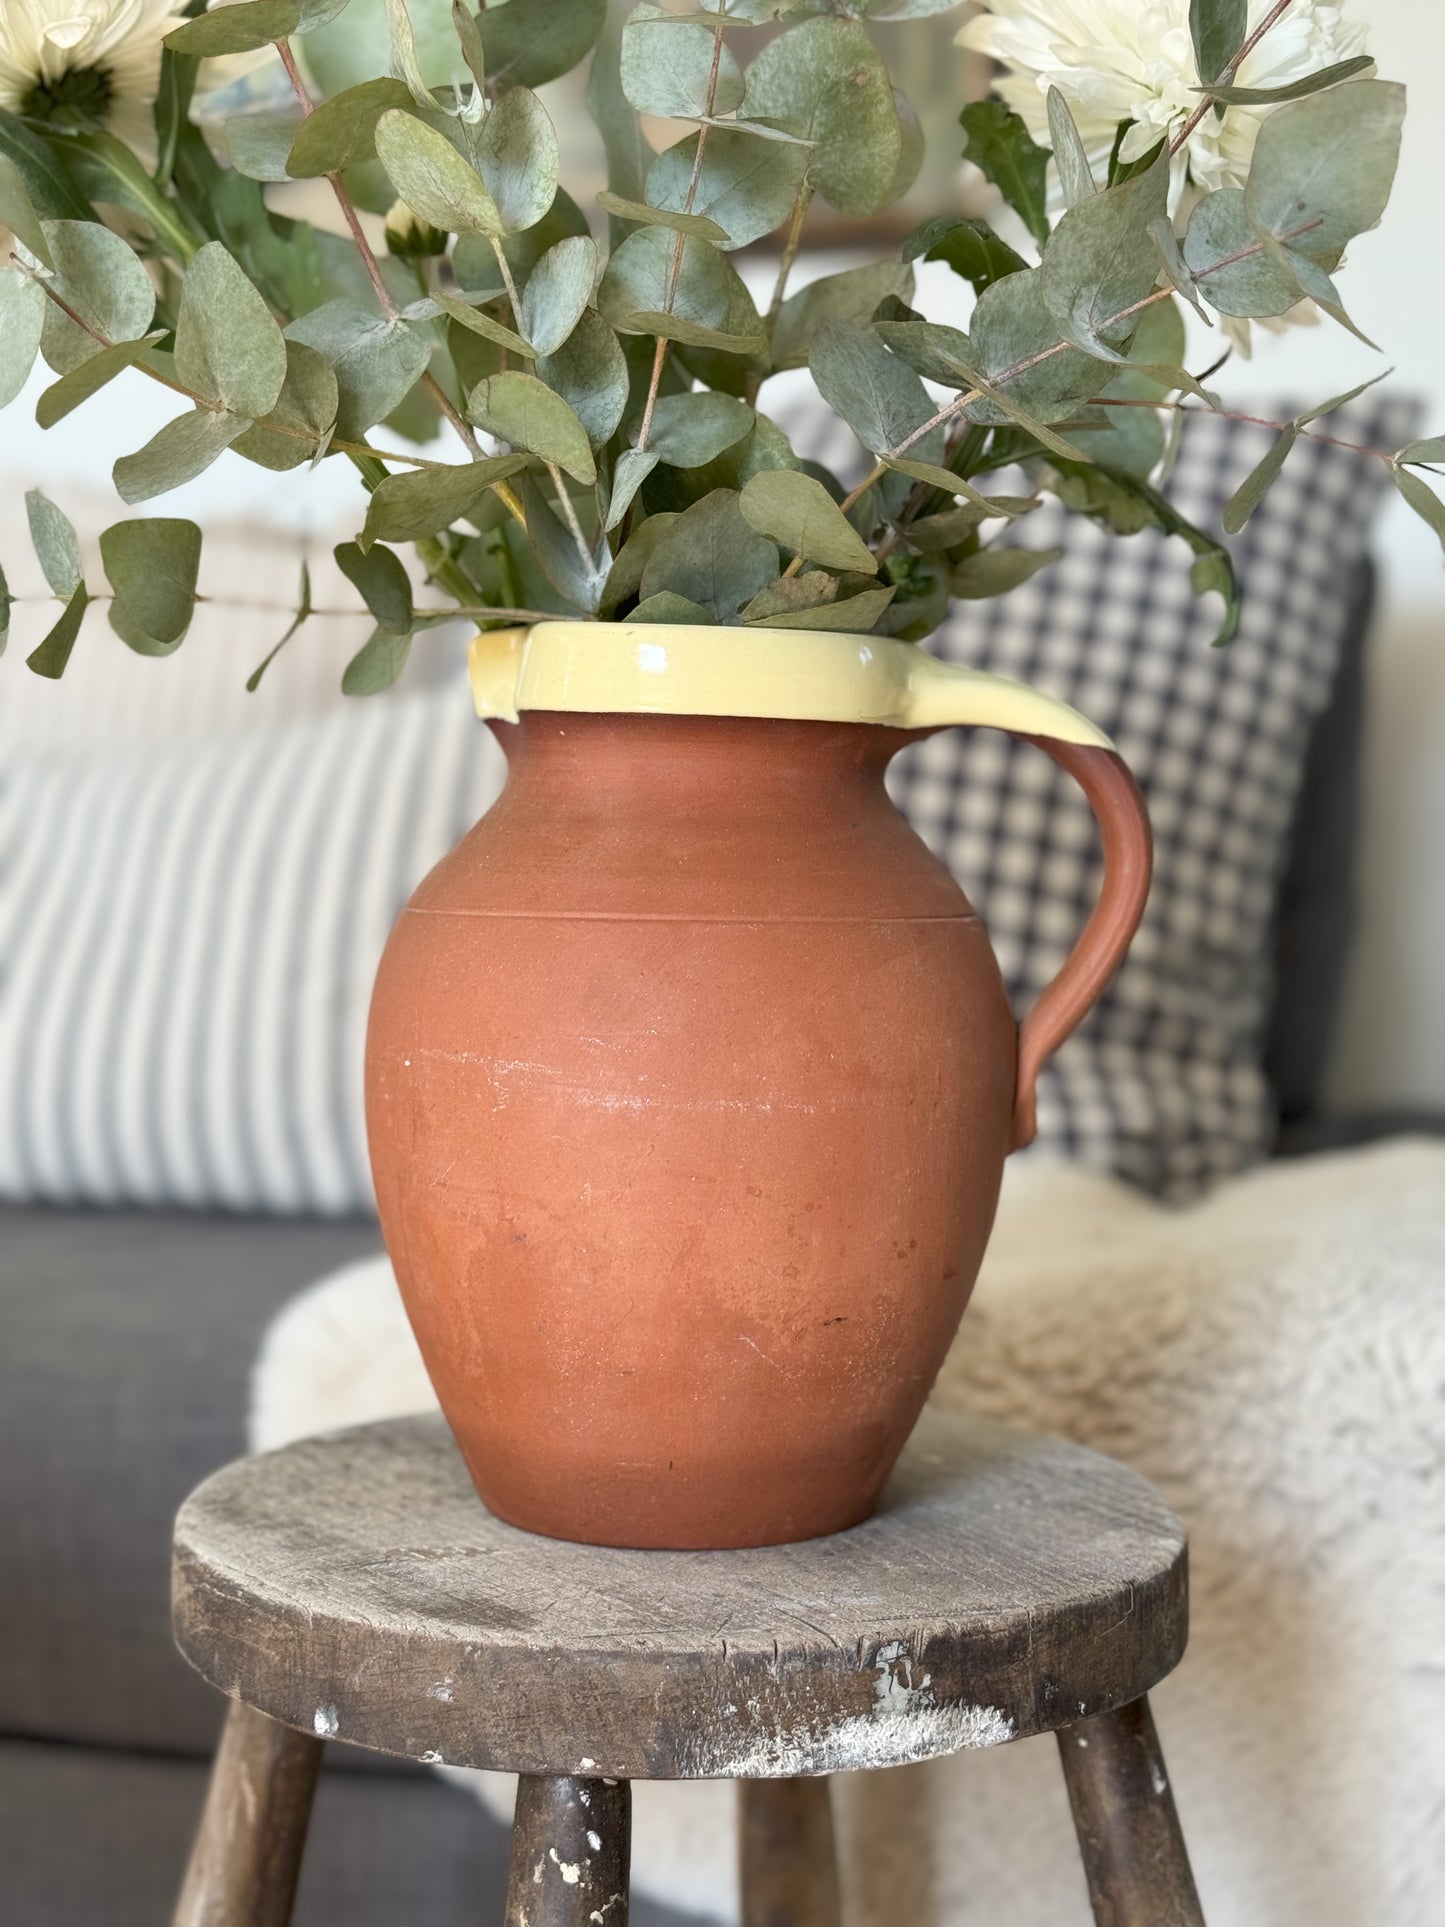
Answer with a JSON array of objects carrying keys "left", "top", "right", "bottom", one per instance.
[{"left": 879, "top": 397, "right": 1418, "bottom": 1198}]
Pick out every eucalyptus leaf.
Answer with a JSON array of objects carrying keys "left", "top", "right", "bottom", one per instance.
[
  {"left": 621, "top": 6, "right": 744, "bottom": 120},
  {"left": 603, "top": 448, "right": 660, "bottom": 531},
  {"left": 1397, "top": 435, "right": 1445, "bottom": 466},
  {"left": 431, "top": 291, "right": 534, "bottom": 358},
  {"left": 1243, "top": 80, "right": 1405, "bottom": 269},
  {"left": 639, "top": 488, "right": 779, "bottom": 620},
  {"left": 1046, "top": 87, "right": 1096, "bottom": 208},
  {"left": 515, "top": 473, "right": 605, "bottom": 612},
  {"left": 0, "top": 559, "right": 9, "bottom": 655},
  {"left": 631, "top": 591, "right": 711, "bottom": 624},
  {"left": 1223, "top": 425, "right": 1299, "bottom": 532},
  {"left": 1390, "top": 466, "right": 1445, "bottom": 555},
  {"left": 646, "top": 129, "right": 807, "bottom": 250},
  {"left": 286, "top": 300, "right": 430, "bottom": 439},
  {"left": 336, "top": 539, "right": 414, "bottom": 631},
  {"left": 452, "top": 187, "right": 590, "bottom": 298},
  {"left": 958, "top": 268, "right": 1106, "bottom": 430},
  {"left": 951, "top": 544, "right": 1062, "bottom": 598},
  {"left": 246, "top": 562, "right": 311, "bottom": 690},
  {"left": 100, "top": 517, "right": 202, "bottom": 650},
  {"left": 26, "top": 490, "right": 82, "bottom": 597},
  {"left": 597, "top": 226, "right": 765, "bottom": 353},
  {"left": 361, "top": 454, "right": 532, "bottom": 547},
  {"left": 1296, "top": 371, "right": 1389, "bottom": 425},
  {"left": 26, "top": 585, "right": 88, "bottom": 680},
  {"left": 175, "top": 242, "right": 288, "bottom": 418},
  {"left": 286, "top": 78, "right": 413, "bottom": 178},
  {"left": 1147, "top": 215, "right": 1210, "bottom": 322},
  {"left": 959, "top": 99, "right": 1049, "bottom": 250},
  {"left": 473, "top": 87, "right": 559, "bottom": 234},
  {"left": 536, "top": 310, "right": 629, "bottom": 445},
  {"left": 374, "top": 108, "right": 502, "bottom": 235},
  {"left": 1189, "top": 0, "right": 1246, "bottom": 84},
  {"left": 475, "top": 0, "right": 607, "bottom": 88},
  {"left": 1039, "top": 151, "right": 1169, "bottom": 360},
  {"left": 770, "top": 261, "right": 914, "bottom": 371},
  {"left": 1203, "top": 57, "right": 1373, "bottom": 106},
  {"left": 520, "top": 236, "right": 598, "bottom": 357},
  {"left": 741, "top": 572, "right": 837, "bottom": 623},
  {"left": 739, "top": 470, "right": 876, "bottom": 573},
  {"left": 166, "top": 0, "right": 300, "bottom": 57},
  {"left": 1183, "top": 188, "right": 1301, "bottom": 317},
  {"left": 342, "top": 624, "right": 413, "bottom": 694},
  {"left": 596, "top": 192, "right": 728, "bottom": 245},
  {"left": 225, "top": 113, "right": 305, "bottom": 184},
  {"left": 901, "top": 215, "right": 1027, "bottom": 296},
  {"left": 0, "top": 154, "right": 52, "bottom": 266},
  {"left": 0, "top": 272, "right": 45, "bottom": 410},
  {"left": 760, "top": 583, "right": 895, "bottom": 632},
  {"left": 599, "top": 511, "right": 679, "bottom": 616},
  {"left": 232, "top": 339, "right": 340, "bottom": 470},
  {"left": 808, "top": 314, "right": 943, "bottom": 461},
  {"left": 113, "top": 408, "right": 252, "bottom": 505},
  {"left": 641, "top": 392, "right": 754, "bottom": 468},
  {"left": 38, "top": 219, "right": 156, "bottom": 375},
  {"left": 587, "top": 0, "right": 650, "bottom": 217},
  {"left": 743, "top": 19, "right": 905, "bottom": 217},
  {"left": 468, "top": 371, "right": 596, "bottom": 484}
]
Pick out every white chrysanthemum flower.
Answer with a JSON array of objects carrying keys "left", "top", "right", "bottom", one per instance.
[
  {"left": 0, "top": 0, "right": 192, "bottom": 148},
  {"left": 959, "top": 0, "right": 1371, "bottom": 204}
]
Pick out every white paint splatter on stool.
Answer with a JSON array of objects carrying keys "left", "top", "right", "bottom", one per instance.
[{"left": 313, "top": 1705, "right": 339, "bottom": 1737}]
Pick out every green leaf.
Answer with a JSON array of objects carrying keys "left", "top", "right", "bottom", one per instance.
[
  {"left": 100, "top": 518, "right": 202, "bottom": 652},
  {"left": 452, "top": 186, "right": 590, "bottom": 298},
  {"left": 901, "top": 215, "right": 1027, "bottom": 296},
  {"left": 0, "top": 108, "right": 92, "bottom": 223},
  {"left": 0, "top": 559, "right": 9, "bottom": 655},
  {"left": 342, "top": 624, "right": 413, "bottom": 695},
  {"left": 520, "top": 235, "right": 597, "bottom": 356},
  {"left": 535, "top": 309, "right": 629, "bottom": 445},
  {"left": 769, "top": 261, "right": 914, "bottom": 371},
  {"left": 741, "top": 572, "right": 836, "bottom": 623},
  {"left": 587, "top": 0, "right": 650, "bottom": 218},
  {"left": 1391, "top": 466, "right": 1445, "bottom": 555},
  {"left": 960, "top": 99, "right": 1049, "bottom": 250},
  {"left": 631, "top": 590, "right": 711, "bottom": 624},
  {"left": 515, "top": 472, "right": 604, "bottom": 612},
  {"left": 26, "top": 585, "right": 88, "bottom": 680},
  {"left": 808, "top": 314, "right": 943, "bottom": 461},
  {"left": 1223, "top": 424, "right": 1299, "bottom": 533},
  {"left": 336, "top": 539, "right": 413, "bottom": 631},
  {"left": 757, "top": 583, "right": 895, "bottom": 632},
  {"left": 1183, "top": 188, "right": 1301, "bottom": 317},
  {"left": 0, "top": 154, "right": 52, "bottom": 266},
  {"left": 1147, "top": 215, "right": 1210, "bottom": 323},
  {"left": 430, "top": 291, "right": 534, "bottom": 358},
  {"left": 467, "top": 371, "right": 596, "bottom": 484},
  {"left": 739, "top": 470, "right": 877, "bottom": 574},
  {"left": 742, "top": 19, "right": 906, "bottom": 218},
  {"left": 175, "top": 242, "right": 288, "bottom": 417},
  {"left": 113, "top": 409, "right": 252, "bottom": 505},
  {"left": 225, "top": 113, "right": 305, "bottom": 184},
  {"left": 597, "top": 226, "right": 765, "bottom": 353},
  {"left": 1046, "top": 87, "right": 1096, "bottom": 208},
  {"left": 166, "top": 0, "right": 299, "bottom": 55},
  {"left": 603, "top": 447, "right": 659, "bottom": 531},
  {"left": 884, "top": 453, "right": 1033, "bottom": 518},
  {"left": 639, "top": 488, "right": 779, "bottom": 620},
  {"left": 154, "top": 49, "right": 198, "bottom": 191},
  {"left": 1398, "top": 435, "right": 1445, "bottom": 466},
  {"left": 621, "top": 6, "right": 744, "bottom": 120},
  {"left": 1066, "top": 296, "right": 1186, "bottom": 476},
  {"left": 1243, "top": 80, "right": 1405, "bottom": 269},
  {"left": 952, "top": 269, "right": 1105, "bottom": 432},
  {"left": 232, "top": 338, "right": 340, "bottom": 470},
  {"left": 374, "top": 108, "right": 503, "bottom": 235},
  {"left": 641, "top": 392, "right": 754, "bottom": 469},
  {"left": 1296, "top": 372, "right": 1390, "bottom": 426},
  {"left": 599, "top": 510, "right": 679, "bottom": 615},
  {"left": 51, "top": 130, "right": 200, "bottom": 262},
  {"left": 473, "top": 87, "right": 558, "bottom": 234},
  {"left": 0, "top": 271, "right": 45, "bottom": 410},
  {"left": 596, "top": 192, "right": 728, "bottom": 245},
  {"left": 1189, "top": 0, "right": 1246, "bottom": 84},
  {"left": 951, "top": 544, "right": 1062, "bottom": 599},
  {"left": 360, "top": 454, "right": 531, "bottom": 546},
  {"left": 474, "top": 0, "right": 606, "bottom": 89},
  {"left": 286, "top": 299, "right": 430, "bottom": 439},
  {"left": 246, "top": 562, "right": 311, "bottom": 690},
  {"left": 1040, "top": 151, "right": 1169, "bottom": 361},
  {"left": 646, "top": 128, "right": 807, "bottom": 250},
  {"left": 1203, "top": 57, "right": 1374, "bottom": 106},
  {"left": 286, "top": 78, "right": 413, "bottom": 178},
  {"left": 38, "top": 219, "right": 156, "bottom": 375},
  {"left": 26, "top": 490, "right": 82, "bottom": 596}
]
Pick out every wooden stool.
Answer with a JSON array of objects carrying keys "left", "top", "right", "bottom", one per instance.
[{"left": 170, "top": 1408, "right": 1203, "bottom": 1926}]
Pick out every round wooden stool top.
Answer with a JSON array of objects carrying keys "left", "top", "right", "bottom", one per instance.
[{"left": 172, "top": 1407, "right": 1187, "bottom": 1782}]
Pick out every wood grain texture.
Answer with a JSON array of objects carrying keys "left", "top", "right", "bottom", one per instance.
[
  {"left": 505, "top": 1776, "right": 630, "bottom": 1927},
  {"left": 1056, "top": 1697, "right": 1204, "bottom": 1926},
  {"left": 739, "top": 1778, "right": 840, "bottom": 1927},
  {"left": 171, "top": 1700, "right": 322, "bottom": 1927},
  {"left": 172, "top": 1407, "right": 1187, "bottom": 1779}
]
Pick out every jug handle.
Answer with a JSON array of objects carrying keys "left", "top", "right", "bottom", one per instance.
[{"left": 904, "top": 658, "right": 1153, "bottom": 1152}]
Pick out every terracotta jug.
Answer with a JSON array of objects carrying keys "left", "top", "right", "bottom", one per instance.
[{"left": 365, "top": 623, "right": 1151, "bottom": 1549}]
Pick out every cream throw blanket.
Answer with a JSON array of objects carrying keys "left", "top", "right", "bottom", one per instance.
[{"left": 251, "top": 1141, "right": 1445, "bottom": 1925}]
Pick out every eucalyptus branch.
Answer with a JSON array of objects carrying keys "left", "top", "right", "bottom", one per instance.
[
  {"left": 637, "top": 17, "right": 727, "bottom": 452},
  {"left": 1169, "top": 0, "right": 1296, "bottom": 158},
  {"left": 746, "top": 181, "right": 814, "bottom": 407},
  {"left": 1086, "top": 395, "right": 1396, "bottom": 464}
]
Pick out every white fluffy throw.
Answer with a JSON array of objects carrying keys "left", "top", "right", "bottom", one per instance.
[{"left": 251, "top": 1141, "right": 1445, "bottom": 1925}]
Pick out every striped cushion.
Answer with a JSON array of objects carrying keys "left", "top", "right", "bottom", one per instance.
[{"left": 0, "top": 686, "right": 503, "bottom": 1214}]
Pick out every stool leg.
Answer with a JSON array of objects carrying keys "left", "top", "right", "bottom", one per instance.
[
  {"left": 1056, "top": 1695, "right": 1204, "bottom": 1927},
  {"left": 505, "top": 1774, "right": 630, "bottom": 1926},
  {"left": 739, "top": 1777, "right": 841, "bottom": 1927},
  {"left": 172, "top": 1700, "right": 323, "bottom": 1927}
]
